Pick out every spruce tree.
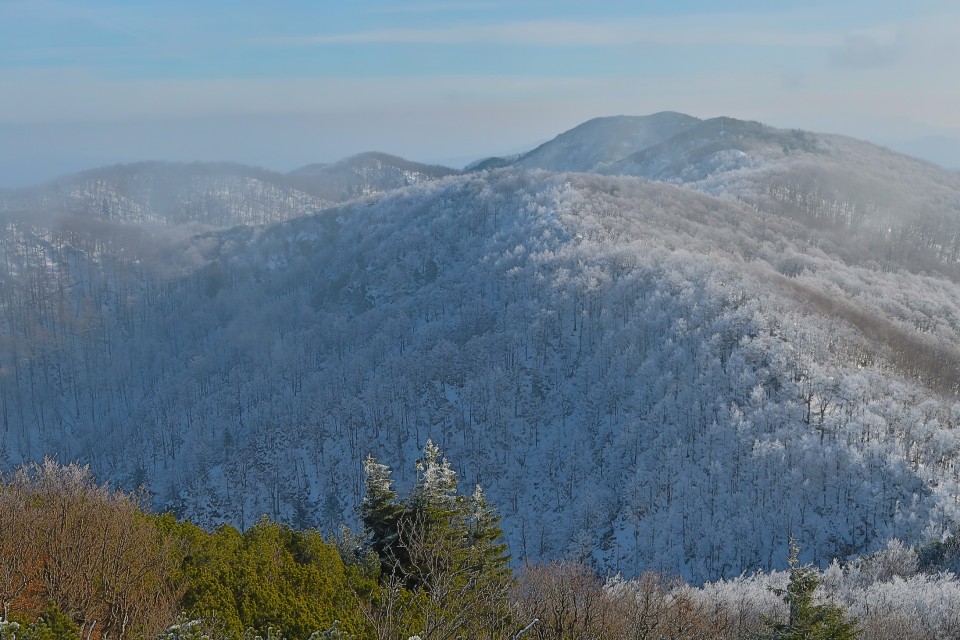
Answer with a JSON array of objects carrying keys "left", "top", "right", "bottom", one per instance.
[
  {"left": 359, "top": 442, "right": 513, "bottom": 639},
  {"left": 760, "top": 539, "right": 859, "bottom": 640},
  {"left": 360, "top": 455, "right": 405, "bottom": 575},
  {"left": 466, "top": 485, "right": 510, "bottom": 576},
  {"left": 411, "top": 440, "right": 459, "bottom": 517}
]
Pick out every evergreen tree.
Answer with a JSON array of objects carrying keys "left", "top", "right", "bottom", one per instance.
[
  {"left": 411, "top": 440, "right": 458, "bottom": 516},
  {"left": 359, "top": 442, "right": 513, "bottom": 639},
  {"left": 459, "top": 485, "right": 512, "bottom": 639},
  {"left": 760, "top": 539, "right": 859, "bottom": 640},
  {"left": 465, "top": 485, "right": 510, "bottom": 578},
  {"left": 360, "top": 455, "right": 405, "bottom": 575}
]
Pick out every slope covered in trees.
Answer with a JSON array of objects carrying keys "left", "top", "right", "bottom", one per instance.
[
  {"left": 0, "top": 154, "right": 458, "bottom": 231},
  {"left": 599, "top": 117, "right": 960, "bottom": 280},
  {"left": 286, "top": 153, "right": 460, "bottom": 202},
  {"left": 2, "top": 117, "right": 960, "bottom": 584},
  {"left": 6, "top": 457, "right": 960, "bottom": 640},
  {"left": 0, "top": 162, "right": 329, "bottom": 229}
]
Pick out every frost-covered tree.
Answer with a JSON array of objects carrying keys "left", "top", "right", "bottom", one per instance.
[
  {"left": 361, "top": 441, "right": 512, "bottom": 640},
  {"left": 411, "top": 440, "right": 459, "bottom": 516},
  {"left": 361, "top": 455, "right": 405, "bottom": 575}
]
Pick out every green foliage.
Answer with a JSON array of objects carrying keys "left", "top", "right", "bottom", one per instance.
[
  {"left": 760, "top": 540, "right": 859, "bottom": 640},
  {"left": 0, "top": 605, "right": 81, "bottom": 640},
  {"left": 0, "top": 621, "right": 20, "bottom": 640},
  {"left": 361, "top": 441, "right": 513, "bottom": 639},
  {"left": 166, "top": 517, "right": 371, "bottom": 640},
  {"left": 27, "top": 605, "right": 81, "bottom": 640},
  {"left": 360, "top": 455, "right": 406, "bottom": 576}
]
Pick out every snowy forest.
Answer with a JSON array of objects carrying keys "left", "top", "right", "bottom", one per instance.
[
  {"left": 3, "top": 112, "right": 960, "bottom": 633},
  {"left": 4, "top": 453, "right": 960, "bottom": 640}
]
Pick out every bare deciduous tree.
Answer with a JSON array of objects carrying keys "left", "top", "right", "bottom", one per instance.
[{"left": 0, "top": 459, "right": 180, "bottom": 639}]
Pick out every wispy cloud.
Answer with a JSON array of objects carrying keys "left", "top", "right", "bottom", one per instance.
[
  {"left": 3, "top": 1, "right": 960, "bottom": 181},
  {"left": 282, "top": 19, "right": 837, "bottom": 48},
  {"left": 831, "top": 34, "right": 901, "bottom": 68},
  {"left": 366, "top": 2, "right": 504, "bottom": 14},
  {"left": 15, "top": 66, "right": 871, "bottom": 134}
]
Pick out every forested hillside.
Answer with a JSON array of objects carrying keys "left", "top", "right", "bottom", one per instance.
[
  {"left": 286, "top": 152, "right": 460, "bottom": 201},
  {"left": 0, "top": 162, "right": 328, "bottom": 228},
  {"left": 4, "top": 456, "right": 960, "bottom": 640},
  {"left": 2, "top": 116, "right": 960, "bottom": 584},
  {"left": 0, "top": 154, "right": 458, "bottom": 230}
]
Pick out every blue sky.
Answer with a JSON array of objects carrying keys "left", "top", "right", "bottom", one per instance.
[{"left": 1, "top": 0, "right": 958, "bottom": 186}]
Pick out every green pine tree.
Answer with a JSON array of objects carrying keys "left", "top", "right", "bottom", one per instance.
[
  {"left": 359, "top": 442, "right": 513, "bottom": 639},
  {"left": 20, "top": 605, "right": 81, "bottom": 640},
  {"left": 360, "top": 455, "right": 406, "bottom": 575},
  {"left": 760, "top": 539, "right": 859, "bottom": 640},
  {"left": 466, "top": 485, "right": 510, "bottom": 576}
]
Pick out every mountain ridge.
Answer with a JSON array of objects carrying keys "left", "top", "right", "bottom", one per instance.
[
  {"left": 510, "top": 111, "right": 702, "bottom": 173},
  {"left": 4, "top": 114, "right": 960, "bottom": 583}
]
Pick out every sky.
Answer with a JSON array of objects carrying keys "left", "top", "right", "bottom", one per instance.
[{"left": 1, "top": 0, "right": 958, "bottom": 187}]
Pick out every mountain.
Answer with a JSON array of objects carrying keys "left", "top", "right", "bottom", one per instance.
[
  {"left": 0, "top": 154, "right": 459, "bottom": 231},
  {"left": 602, "top": 117, "right": 818, "bottom": 183},
  {"left": 4, "top": 116, "right": 960, "bottom": 583},
  {"left": 464, "top": 154, "right": 521, "bottom": 172},
  {"left": 0, "top": 162, "right": 331, "bottom": 229},
  {"left": 286, "top": 152, "right": 460, "bottom": 201},
  {"left": 600, "top": 117, "right": 960, "bottom": 281},
  {"left": 507, "top": 112, "right": 701, "bottom": 173},
  {"left": 472, "top": 114, "right": 960, "bottom": 282}
]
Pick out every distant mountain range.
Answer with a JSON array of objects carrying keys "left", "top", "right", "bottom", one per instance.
[
  {"left": 0, "top": 153, "right": 462, "bottom": 230},
  {"left": 3, "top": 113, "right": 960, "bottom": 582}
]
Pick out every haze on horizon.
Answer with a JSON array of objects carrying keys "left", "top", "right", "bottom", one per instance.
[{"left": 1, "top": 0, "right": 958, "bottom": 188}]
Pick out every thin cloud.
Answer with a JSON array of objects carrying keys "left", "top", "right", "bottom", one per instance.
[
  {"left": 366, "top": 2, "right": 504, "bottom": 13},
  {"left": 286, "top": 19, "right": 837, "bottom": 48},
  {"left": 831, "top": 34, "right": 901, "bottom": 68}
]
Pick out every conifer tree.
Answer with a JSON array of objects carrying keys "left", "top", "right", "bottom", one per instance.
[
  {"left": 359, "top": 442, "right": 513, "bottom": 639},
  {"left": 466, "top": 485, "right": 510, "bottom": 578},
  {"left": 360, "top": 455, "right": 405, "bottom": 575},
  {"left": 760, "top": 539, "right": 859, "bottom": 640},
  {"left": 411, "top": 440, "right": 458, "bottom": 516}
]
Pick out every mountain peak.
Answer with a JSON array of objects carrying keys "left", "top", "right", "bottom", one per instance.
[{"left": 495, "top": 112, "right": 702, "bottom": 173}]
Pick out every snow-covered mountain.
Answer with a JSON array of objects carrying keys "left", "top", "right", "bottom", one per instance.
[
  {"left": 287, "top": 152, "right": 460, "bottom": 201},
  {"left": 0, "top": 162, "right": 331, "bottom": 229},
  {"left": 3, "top": 116, "right": 960, "bottom": 583},
  {"left": 478, "top": 112, "right": 701, "bottom": 174},
  {"left": 600, "top": 117, "right": 960, "bottom": 280},
  {"left": 483, "top": 114, "right": 960, "bottom": 282},
  {"left": 602, "top": 117, "right": 817, "bottom": 181},
  {"left": 0, "top": 154, "right": 459, "bottom": 230}
]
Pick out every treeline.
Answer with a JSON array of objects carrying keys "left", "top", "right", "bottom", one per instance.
[{"left": 4, "top": 452, "right": 960, "bottom": 640}]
